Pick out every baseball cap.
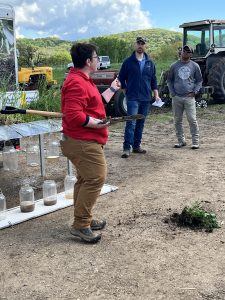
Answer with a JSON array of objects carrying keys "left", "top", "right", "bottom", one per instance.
[
  {"left": 136, "top": 36, "right": 147, "bottom": 44},
  {"left": 67, "top": 62, "right": 74, "bottom": 69},
  {"left": 183, "top": 45, "right": 194, "bottom": 53}
]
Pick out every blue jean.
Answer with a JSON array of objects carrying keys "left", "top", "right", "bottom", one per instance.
[{"left": 123, "top": 100, "right": 150, "bottom": 151}]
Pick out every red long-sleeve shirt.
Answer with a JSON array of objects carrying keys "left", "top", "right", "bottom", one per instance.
[{"left": 61, "top": 68, "right": 108, "bottom": 145}]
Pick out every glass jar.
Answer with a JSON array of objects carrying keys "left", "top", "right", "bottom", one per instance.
[
  {"left": 46, "top": 140, "right": 59, "bottom": 159},
  {"left": 2, "top": 145, "right": 18, "bottom": 171},
  {"left": 0, "top": 189, "right": 6, "bottom": 220},
  {"left": 19, "top": 184, "right": 35, "bottom": 213},
  {"left": 19, "top": 137, "right": 26, "bottom": 152},
  {"left": 26, "top": 145, "right": 40, "bottom": 166},
  {"left": 42, "top": 180, "right": 57, "bottom": 206},
  {"left": 64, "top": 175, "right": 77, "bottom": 199}
]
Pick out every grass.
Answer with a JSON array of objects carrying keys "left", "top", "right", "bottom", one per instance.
[
  {"left": 53, "top": 67, "right": 66, "bottom": 86},
  {"left": 197, "top": 104, "right": 225, "bottom": 121},
  {"left": 28, "top": 81, "right": 61, "bottom": 113},
  {"left": 1, "top": 63, "right": 225, "bottom": 126},
  {"left": 110, "top": 62, "right": 122, "bottom": 70},
  {"left": 0, "top": 84, "right": 28, "bottom": 124},
  {"left": 109, "top": 104, "right": 225, "bottom": 136},
  {"left": 0, "top": 77, "right": 61, "bottom": 125},
  {"left": 52, "top": 58, "right": 174, "bottom": 88},
  {"left": 172, "top": 202, "right": 220, "bottom": 232},
  {"left": 108, "top": 60, "right": 173, "bottom": 82},
  {"left": 147, "top": 107, "right": 173, "bottom": 123},
  {"left": 2, "top": 88, "right": 225, "bottom": 126}
]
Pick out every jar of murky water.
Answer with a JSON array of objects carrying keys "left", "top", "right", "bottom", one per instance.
[
  {"left": 19, "top": 184, "right": 35, "bottom": 212},
  {"left": 64, "top": 175, "right": 77, "bottom": 199},
  {"left": 42, "top": 180, "right": 57, "bottom": 206}
]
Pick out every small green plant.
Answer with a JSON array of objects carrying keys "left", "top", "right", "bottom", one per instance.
[
  {"left": 28, "top": 86, "right": 61, "bottom": 113},
  {"left": 178, "top": 202, "right": 220, "bottom": 232}
]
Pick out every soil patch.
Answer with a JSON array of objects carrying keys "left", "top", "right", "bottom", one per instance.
[{"left": 0, "top": 105, "right": 225, "bottom": 300}]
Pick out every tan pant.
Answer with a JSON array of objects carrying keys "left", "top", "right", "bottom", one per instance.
[
  {"left": 172, "top": 96, "right": 199, "bottom": 145},
  {"left": 60, "top": 136, "right": 107, "bottom": 228}
]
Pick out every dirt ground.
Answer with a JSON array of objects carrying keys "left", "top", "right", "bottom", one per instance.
[{"left": 0, "top": 105, "right": 225, "bottom": 300}]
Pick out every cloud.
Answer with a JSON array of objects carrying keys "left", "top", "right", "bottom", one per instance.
[
  {"left": 14, "top": 2, "right": 40, "bottom": 24},
  {"left": 9, "top": 0, "right": 152, "bottom": 40}
]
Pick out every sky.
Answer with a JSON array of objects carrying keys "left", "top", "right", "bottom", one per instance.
[{"left": 6, "top": 0, "right": 225, "bottom": 40}]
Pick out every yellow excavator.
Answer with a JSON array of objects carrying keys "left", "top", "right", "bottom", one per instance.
[{"left": 18, "top": 66, "right": 57, "bottom": 90}]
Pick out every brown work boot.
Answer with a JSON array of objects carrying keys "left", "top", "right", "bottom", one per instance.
[
  {"left": 133, "top": 147, "right": 146, "bottom": 154},
  {"left": 69, "top": 226, "right": 101, "bottom": 243},
  {"left": 91, "top": 219, "right": 106, "bottom": 230}
]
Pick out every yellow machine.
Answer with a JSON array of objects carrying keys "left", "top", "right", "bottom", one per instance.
[{"left": 18, "top": 67, "right": 57, "bottom": 90}]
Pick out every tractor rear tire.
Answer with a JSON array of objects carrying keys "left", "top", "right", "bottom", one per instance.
[
  {"left": 208, "top": 57, "right": 225, "bottom": 103},
  {"left": 113, "top": 90, "right": 127, "bottom": 116}
]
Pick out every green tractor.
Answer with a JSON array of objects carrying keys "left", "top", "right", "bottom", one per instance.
[{"left": 159, "top": 19, "right": 225, "bottom": 105}]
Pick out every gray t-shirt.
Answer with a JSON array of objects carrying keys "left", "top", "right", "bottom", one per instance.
[{"left": 167, "top": 60, "right": 203, "bottom": 97}]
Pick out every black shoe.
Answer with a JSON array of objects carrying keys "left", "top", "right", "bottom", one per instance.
[
  {"left": 70, "top": 226, "right": 101, "bottom": 243},
  {"left": 133, "top": 147, "right": 146, "bottom": 154},
  {"left": 174, "top": 142, "right": 187, "bottom": 148},
  {"left": 91, "top": 219, "right": 106, "bottom": 230}
]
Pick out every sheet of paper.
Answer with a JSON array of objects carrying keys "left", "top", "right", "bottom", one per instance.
[{"left": 152, "top": 99, "right": 165, "bottom": 108}]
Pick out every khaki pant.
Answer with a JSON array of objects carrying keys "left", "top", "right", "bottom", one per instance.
[
  {"left": 60, "top": 136, "right": 107, "bottom": 228},
  {"left": 172, "top": 96, "right": 199, "bottom": 145}
]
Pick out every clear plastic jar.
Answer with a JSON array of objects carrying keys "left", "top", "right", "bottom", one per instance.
[
  {"left": 26, "top": 145, "right": 40, "bottom": 166},
  {"left": 0, "top": 189, "right": 6, "bottom": 220},
  {"left": 3, "top": 145, "right": 18, "bottom": 171},
  {"left": 42, "top": 180, "right": 57, "bottom": 206},
  {"left": 19, "top": 184, "right": 35, "bottom": 213},
  {"left": 64, "top": 175, "right": 77, "bottom": 199},
  {"left": 46, "top": 140, "right": 59, "bottom": 159}
]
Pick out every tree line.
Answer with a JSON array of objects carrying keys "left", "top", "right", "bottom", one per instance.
[{"left": 16, "top": 28, "right": 183, "bottom": 68}]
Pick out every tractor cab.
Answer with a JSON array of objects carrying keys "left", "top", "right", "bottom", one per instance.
[
  {"left": 180, "top": 20, "right": 225, "bottom": 58},
  {"left": 180, "top": 20, "right": 225, "bottom": 102},
  {"left": 159, "top": 19, "right": 225, "bottom": 105}
]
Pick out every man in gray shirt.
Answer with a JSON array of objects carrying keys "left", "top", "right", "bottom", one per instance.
[{"left": 167, "top": 45, "right": 203, "bottom": 149}]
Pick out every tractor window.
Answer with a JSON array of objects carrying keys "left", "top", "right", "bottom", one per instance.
[
  {"left": 184, "top": 26, "right": 210, "bottom": 57},
  {"left": 213, "top": 26, "right": 225, "bottom": 47}
]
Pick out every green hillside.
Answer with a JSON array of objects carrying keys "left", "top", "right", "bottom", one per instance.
[
  {"left": 16, "top": 28, "right": 183, "bottom": 67},
  {"left": 17, "top": 36, "right": 72, "bottom": 50},
  {"left": 18, "top": 28, "right": 182, "bottom": 52},
  {"left": 109, "top": 28, "right": 182, "bottom": 52}
]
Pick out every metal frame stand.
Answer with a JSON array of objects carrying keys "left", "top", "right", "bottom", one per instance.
[{"left": 38, "top": 134, "right": 46, "bottom": 177}]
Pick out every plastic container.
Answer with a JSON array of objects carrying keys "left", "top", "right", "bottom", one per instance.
[
  {"left": 2, "top": 145, "right": 18, "bottom": 171},
  {"left": 19, "top": 184, "right": 35, "bottom": 213},
  {"left": 0, "top": 189, "right": 6, "bottom": 220},
  {"left": 26, "top": 145, "right": 40, "bottom": 166},
  {"left": 46, "top": 140, "right": 59, "bottom": 159},
  {"left": 42, "top": 180, "right": 57, "bottom": 206},
  {"left": 64, "top": 175, "right": 77, "bottom": 199}
]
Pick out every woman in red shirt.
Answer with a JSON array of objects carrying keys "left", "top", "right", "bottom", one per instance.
[{"left": 60, "top": 43, "right": 109, "bottom": 243}]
